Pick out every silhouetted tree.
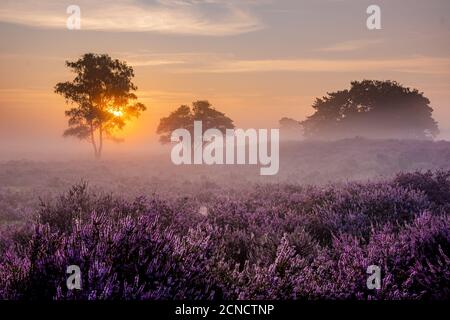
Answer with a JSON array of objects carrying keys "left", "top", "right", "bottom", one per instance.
[
  {"left": 157, "top": 100, "right": 234, "bottom": 144},
  {"left": 55, "top": 53, "right": 146, "bottom": 158},
  {"left": 157, "top": 105, "right": 193, "bottom": 144},
  {"left": 301, "top": 80, "right": 439, "bottom": 140},
  {"left": 279, "top": 117, "right": 303, "bottom": 140}
]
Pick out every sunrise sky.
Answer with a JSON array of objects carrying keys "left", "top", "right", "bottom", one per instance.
[{"left": 1, "top": 0, "right": 449, "bottom": 158}]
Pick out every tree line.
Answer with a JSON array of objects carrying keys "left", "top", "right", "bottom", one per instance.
[{"left": 55, "top": 53, "right": 440, "bottom": 158}]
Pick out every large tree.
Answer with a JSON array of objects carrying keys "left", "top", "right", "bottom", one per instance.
[
  {"left": 301, "top": 80, "right": 439, "bottom": 140},
  {"left": 55, "top": 53, "right": 146, "bottom": 158},
  {"left": 157, "top": 100, "right": 234, "bottom": 143}
]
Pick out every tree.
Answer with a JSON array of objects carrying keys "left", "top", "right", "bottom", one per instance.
[
  {"left": 301, "top": 80, "right": 439, "bottom": 140},
  {"left": 55, "top": 53, "right": 146, "bottom": 158},
  {"left": 279, "top": 117, "right": 303, "bottom": 140},
  {"left": 157, "top": 100, "right": 234, "bottom": 144}
]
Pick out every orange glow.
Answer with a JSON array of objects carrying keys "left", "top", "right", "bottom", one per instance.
[{"left": 109, "top": 109, "right": 123, "bottom": 117}]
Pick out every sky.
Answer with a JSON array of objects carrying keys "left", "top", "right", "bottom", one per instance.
[{"left": 0, "top": 0, "right": 449, "bottom": 158}]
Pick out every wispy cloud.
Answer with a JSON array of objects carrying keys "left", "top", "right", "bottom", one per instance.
[
  {"left": 0, "top": 0, "right": 263, "bottom": 35},
  {"left": 316, "top": 39, "right": 385, "bottom": 52},
  {"left": 121, "top": 52, "right": 450, "bottom": 75},
  {"left": 195, "top": 56, "right": 450, "bottom": 74},
  {"left": 116, "top": 51, "right": 215, "bottom": 67},
  {"left": 0, "top": 88, "right": 55, "bottom": 104}
]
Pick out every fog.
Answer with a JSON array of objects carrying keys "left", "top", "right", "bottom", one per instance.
[{"left": 1, "top": 138, "right": 449, "bottom": 225}]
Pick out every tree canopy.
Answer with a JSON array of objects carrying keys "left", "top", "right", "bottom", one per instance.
[
  {"left": 301, "top": 80, "right": 439, "bottom": 140},
  {"left": 55, "top": 53, "right": 146, "bottom": 158},
  {"left": 157, "top": 100, "right": 235, "bottom": 144},
  {"left": 279, "top": 117, "right": 303, "bottom": 140}
]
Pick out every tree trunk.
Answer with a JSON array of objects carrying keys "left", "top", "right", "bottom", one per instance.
[
  {"left": 90, "top": 122, "right": 99, "bottom": 159},
  {"left": 98, "top": 124, "right": 103, "bottom": 159}
]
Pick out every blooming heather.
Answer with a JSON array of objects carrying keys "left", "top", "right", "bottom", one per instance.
[{"left": 0, "top": 171, "right": 448, "bottom": 300}]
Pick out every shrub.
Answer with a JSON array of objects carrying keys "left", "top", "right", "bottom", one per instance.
[{"left": 0, "top": 172, "right": 448, "bottom": 300}]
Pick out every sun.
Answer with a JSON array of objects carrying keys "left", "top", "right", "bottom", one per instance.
[
  {"left": 108, "top": 108, "right": 123, "bottom": 117},
  {"left": 112, "top": 110, "right": 123, "bottom": 117}
]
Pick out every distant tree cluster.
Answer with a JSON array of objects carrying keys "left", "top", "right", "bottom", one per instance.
[
  {"left": 157, "top": 100, "right": 234, "bottom": 144},
  {"left": 279, "top": 117, "right": 303, "bottom": 140},
  {"left": 300, "top": 80, "right": 439, "bottom": 140}
]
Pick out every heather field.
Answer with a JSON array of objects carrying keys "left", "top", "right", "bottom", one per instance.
[{"left": 0, "top": 139, "right": 449, "bottom": 300}]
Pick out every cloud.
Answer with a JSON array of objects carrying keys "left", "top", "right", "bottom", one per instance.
[
  {"left": 0, "top": 0, "right": 263, "bottom": 36},
  {"left": 116, "top": 51, "right": 208, "bottom": 67},
  {"left": 118, "top": 51, "right": 450, "bottom": 75},
  {"left": 316, "top": 39, "right": 385, "bottom": 52},
  {"left": 200, "top": 57, "right": 450, "bottom": 74},
  {"left": 115, "top": 51, "right": 233, "bottom": 68},
  {"left": 0, "top": 88, "right": 55, "bottom": 104}
]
